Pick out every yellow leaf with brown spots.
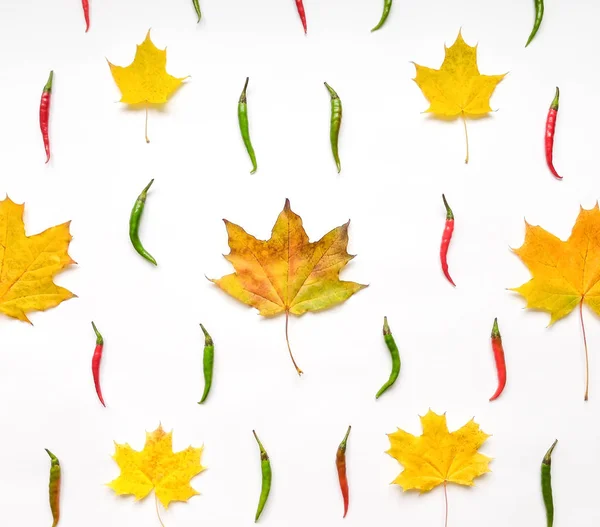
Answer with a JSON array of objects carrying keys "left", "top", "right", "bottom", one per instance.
[
  {"left": 108, "top": 424, "right": 205, "bottom": 509},
  {"left": 211, "top": 199, "right": 366, "bottom": 375},
  {"left": 412, "top": 30, "right": 506, "bottom": 162},
  {"left": 0, "top": 197, "right": 75, "bottom": 323},
  {"left": 511, "top": 203, "right": 600, "bottom": 400}
]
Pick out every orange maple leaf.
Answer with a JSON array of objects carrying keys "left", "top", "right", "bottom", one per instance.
[
  {"left": 211, "top": 199, "right": 366, "bottom": 375},
  {"left": 512, "top": 204, "right": 600, "bottom": 400}
]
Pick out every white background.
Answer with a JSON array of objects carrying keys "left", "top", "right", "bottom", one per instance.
[{"left": 0, "top": 0, "right": 599, "bottom": 525}]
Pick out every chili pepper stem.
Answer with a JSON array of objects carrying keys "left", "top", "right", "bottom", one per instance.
[
  {"left": 551, "top": 87, "right": 560, "bottom": 111},
  {"left": 145, "top": 104, "right": 150, "bottom": 144},
  {"left": 442, "top": 194, "right": 453, "bottom": 220},
  {"left": 91, "top": 321, "right": 103, "bottom": 345},
  {"left": 44, "top": 71, "right": 54, "bottom": 92},
  {"left": 443, "top": 481, "right": 449, "bottom": 527},
  {"left": 461, "top": 113, "right": 469, "bottom": 164},
  {"left": 285, "top": 310, "right": 303, "bottom": 376},
  {"left": 340, "top": 425, "right": 351, "bottom": 449},
  {"left": 252, "top": 430, "right": 265, "bottom": 452},
  {"left": 141, "top": 178, "right": 154, "bottom": 196},
  {"left": 544, "top": 439, "right": 558, "bottom": 464},
  {"left": 579, "top": 301, "right": 590, "bottom": 401},
  {"left": 155, "top": 495, "right": 166, "bottom": 527},
  {"left": 241, "top": 77, "right": 249, "bottom": 102}
]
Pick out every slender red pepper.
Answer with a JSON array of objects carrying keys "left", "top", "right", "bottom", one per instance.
[
  {"left": 295, "top": 0, "right": 307, "bottom": 33},
  {"left": 489, "top": 318, "right": 507, "bottom": 401},
  {"left": 545, "top": 87, "right": 561, "bottom": 180},
  {"left": 336, "top": 426, "right": 351, "bottom": 518},
  {"left": 440, "top": 194, "right": 455, "bottom": 286},
  {"left": 82, "top": 0, "right": 90, "bottom": 32},
  {"left": 39, "top": 71, "right": 53, "bottom": 164},
  {"left": 91, "top": 322, "right": 106, "bottom": 407}
]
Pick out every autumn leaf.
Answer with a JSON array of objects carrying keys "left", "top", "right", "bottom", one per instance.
[
  {"left": 107, "top": 30, "right": 188, "bottom": 142},
  {"left": 412, "top": 30, "right": 506, "bottom": 163},
  {"left": 211, "top": 199, "right": 366, "bottom": 375},
  {"left": 511, "top": 204, "right": 600, "bottom": 400},
  {"left": 108, "top": 424, "right": 205, "bottom": 515},
  {"left": 387, "top": 410, "right": 491, "bottom": 526},
  {"left": 0, "top": 197, "right": 75, "bottom": 323}
]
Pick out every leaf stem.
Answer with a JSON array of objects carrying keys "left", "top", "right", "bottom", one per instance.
[
  {"left": 285, "top": 310, "right": 303, "bottom": 376},
  {"left": 155, "top": 495, "right": 166, "bottom": 527},
  {"left": 580, "top": 301, "right": 589, "bottom": 401},
  {"left": 444, "top": 481, "right": 449, "bottom": 527},
  {"left": 462, "top": 113, "right": 469, "bottom": 164},
  {"left": 145, "top": 103, "right": 150, "bottom": 144}
]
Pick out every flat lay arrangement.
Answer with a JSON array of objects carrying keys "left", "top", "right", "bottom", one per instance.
[{"left": 2, "top": 0, "right": 598, "bottom": 526}]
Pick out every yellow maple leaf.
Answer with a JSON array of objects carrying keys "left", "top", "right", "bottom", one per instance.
[
  {"left": 387, "top": 410, "right": 491, "bottom": 525},
  {"left": 108, "top": 30, "right": 188, "bottom": 142},
  {"left": 512, "top": 204, "right": 600, "bottom": 400},
  {"left": 108, "top": 424, "right": 205, "bottom": 511},
  {"left": 0, "top": 197, "right": 75, "bottom": 323},
  {"left": 211, "top": 199, "right": 366, "bottom": 375},
  {"left": 413, "top": 30, "right": 506, "bottom": 163}
]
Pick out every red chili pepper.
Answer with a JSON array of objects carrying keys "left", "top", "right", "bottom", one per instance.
[
  {"left": 91, "top": 322, "right": 106, "bottom": 407},
  {"left": 545, "top": 87, "right": 561, "bottom": 180},
  {"left": 336, "top": 426, "right": 351, "bottom": 518},
  {"left": 440, "top": 194, "right": 456, "bottom": 287},
  {"left": 489, "top": 318, "right": 506, "bottom": 401},
  {"left": 39, "top": 71, "right": 53, "bottom": 164},
  {"left": 295, "top": 0, "right": 307, "bottom": 33},
  {"left": 82, "top": 0, "right": 90, "bottom": 32}
]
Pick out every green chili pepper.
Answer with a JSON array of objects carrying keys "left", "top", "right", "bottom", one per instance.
[
  {"left": 45, "top": 449, "right": 61, "bottom": 527},
  {"left": 324, "top": 82, "right": 342, "bottom": 173},
  {"left": 376, "top": 316, "right": 401, "bottom": 399},
  {"left": 253, "top": 430, "right": 272, "bottom": 522},
  {"left": 371, "top": 0, "right": 392, "bottom": 32},
  {"left": 238, "top": 77, "right": 257, "bottom": 174},
  {"left": 541, "top": 439, "right": 557, "bottom": 527},
  {"left": 525, "top": 0, "right": 544, "bottom": 47},
  {"left": 198, "top": 323, "right": 214, "bottom": 404},
  {"left": 129, "top": 179, "right": 157, "bottom": 266},
  {"left": 192, "top": 0, "right": 202, "bottom": 22}
]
